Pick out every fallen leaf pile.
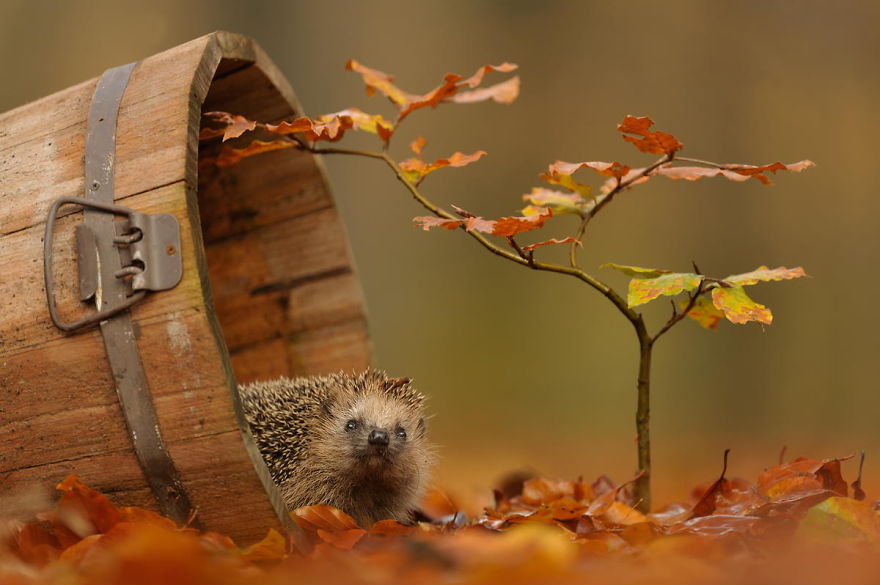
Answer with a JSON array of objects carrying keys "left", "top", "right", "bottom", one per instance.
[{"left": 3, "top": 454, "right": 880, "bottom": 584}]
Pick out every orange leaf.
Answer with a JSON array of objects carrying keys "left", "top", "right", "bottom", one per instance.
[
  {"left": 240, "top": 528, "right": 287, "bottom": 562},
  {"left": 398, "top": 73, "right": 464, "bottom": 121},
  {"left": 292, "top": 505, "right": 363, "bottom": 536},
  {"left": 658, "top": 160, "right": 814, "bottom": 185},
  {"left": 265, "top": 115, "right": 354, "bottom": 142},
  {"left": 458, "top": 62, "right": 518, "bottom": 88},
  {"left": 419, "top": 487, "right": 459, "bottom": 522},
  {"left": 451, "top": 76, "right": 521, "bottom": 105},
  {"left": 202, "top": 111, "right": 256, "bottom": 141},
  {"left": 410, "top": 136, "right": 426, "bottom": 155},
  {"left": 316, "top": 527, "right": 367, "bottom": 550},
  {"left": 13, "top": 522, "right": 62, "bottom": 566},
  {"left": 56, "top": 475, "right": 120, "bottom": 535},
  {"left": 346, "top": 60, "right": 518, "bottom": 122},
  {"left": 345, "top": 59, "right": 410, "bottom": 106},
  {"left": 399, "top": 150, "right": 487, "bottom": 183},
  {"left": 117, "top": 507, "right": 177, "bottom": 530},
  {"left": 491, "top": 208, "right": 552, "bottom": 237},
  {"left": 548, "top": 160, "right": 631, "bottom": 179},
  {"left": 369, "top": 519, "right": 417, "bottom": 537},
  {"left": 617, "top": 115, "right": 683, "bottom": 155},
  {"left": 319, "top": 108, "right": 393, "bottom": 138}
]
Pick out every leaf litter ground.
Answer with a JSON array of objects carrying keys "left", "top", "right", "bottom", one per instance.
[{"left": 4, "top": 453, "right": 880, "bottom": 584}]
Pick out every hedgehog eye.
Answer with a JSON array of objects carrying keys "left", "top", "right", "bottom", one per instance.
[
  {"left": 395, "top": 427, "right": 407, "bottom": 440},
  {"left": 345, "top": 419, "right": 358, "bottom": 432}
]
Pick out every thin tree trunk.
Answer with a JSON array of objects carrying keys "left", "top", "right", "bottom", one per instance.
[{"left": 633, "top": 325, "right": 653, "bottom": 512}]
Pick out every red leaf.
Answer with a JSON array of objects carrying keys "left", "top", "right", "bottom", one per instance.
[{"left": 617, "top": 115, "right": 683, "bottom": 155}]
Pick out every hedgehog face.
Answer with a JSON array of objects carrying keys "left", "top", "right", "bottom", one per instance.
[{"left": 338, "top": 393, "right": 424, "bottom": 469}]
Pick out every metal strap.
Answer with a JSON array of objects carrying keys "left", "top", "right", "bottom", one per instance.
[{"left": 83, "top": 63, "right": 197, "bottom": 525}]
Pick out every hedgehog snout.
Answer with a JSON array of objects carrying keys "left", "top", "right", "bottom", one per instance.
[{"left": 367, "top": 429, "right": 389, "bottom": 447}]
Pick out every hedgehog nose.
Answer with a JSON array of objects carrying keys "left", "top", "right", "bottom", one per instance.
[{"left": 368, "top": 430, "right": 389, "bottom": 447}]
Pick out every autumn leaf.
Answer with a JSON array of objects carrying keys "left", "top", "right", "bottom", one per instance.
[
  {"left": 264, "top": 115, "right": 355, "bottom": 142},
  {"left": 410, "top": 136, "right": 426, "bottom": 154},
  {"left": 419, "top": 488, "right": 460, "bottom": 523},
  {"left": 451, "top": 75, "right": 521, "bottom": 104},
  {"left": 399, "top": 150, "right": 487, "bottom": 183},
  {"left": 239, "top": 529, "right": 287, "bottom": 562},
  {"left": 657, "top": 161, "right": 815, "bottom": 185},
  {"left": 414, "top": 208, "right": 552, "bottom": 238},
  {"left": 724, "top": 265, "right": 807, "bottom": 286},
  {"left": 413, "top": 216, "right": 467, "bottom": 231},
  {"left": 318, "top": 108, "right": 393, "bottom": 138},
  {"left": 345, "top": 59, "right": 410, "bottom": 106},
  {"left": 691, "top": 450, "right": 731, "bottom": 518},
  {"left": 56, "top": 475, "right": 121, "bottom": 535},
  {"left": 799, "top": 497, "right": 880, "bottom": 542},
  {"left": 680, "top": 295, "right": 725, "bottom": 330},
  {"left": 627, "top": 273, "right": 703, "bottom": 307},
  {"left": 521, "top": 187, "right": 588, "bottom": 215},
  {"left": 292, "top": 505, "right": 363, "bottom": 534},
  {"left": 548, "top": 160, "right": 631, "bottom": 180},
  {"left": 492, "top": 209, "right": 553, "bottom": 237},
  {"left": 346, "top": 60, "right": 519, "bottom": 123},
  {"left": 316, "top": 527, "right": 367, "bottom": 550},
  {"left": 201, "top": 111, "right": 257, "bottom": 141},
  {"left": 617, "top": 115, "right": 683, "bottom": 155},
  {"left": 711, "top": 286, "right": 772, "bottom": 325}
]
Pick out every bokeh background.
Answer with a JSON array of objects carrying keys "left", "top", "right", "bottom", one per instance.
[{"left": 2, "top": 0, "right": 878, "bottom": 506}]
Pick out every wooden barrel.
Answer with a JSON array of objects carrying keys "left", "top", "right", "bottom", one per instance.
[{"left": 0, "top": 31, "right": 371, "bottom": 543}]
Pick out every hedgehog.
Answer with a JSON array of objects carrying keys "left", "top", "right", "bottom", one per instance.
[{"left": 238, "top": 369, "right": 433, "bottom": 527}]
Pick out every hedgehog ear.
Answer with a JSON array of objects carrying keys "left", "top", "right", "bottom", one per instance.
[
  {"left": 417, "top": 417, "right": 426, "bottom": 438},
  {"left": 320, "top": 399, "right": 333, "bottom": 418}
]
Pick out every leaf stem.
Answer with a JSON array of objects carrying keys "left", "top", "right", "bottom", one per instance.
[{"left": 675, "top": 156, "right": 725, "bottom": 168}]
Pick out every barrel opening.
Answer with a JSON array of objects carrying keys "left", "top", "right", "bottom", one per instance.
[{"left": 196, "top": 60, "right": 370, "bottom": 390}]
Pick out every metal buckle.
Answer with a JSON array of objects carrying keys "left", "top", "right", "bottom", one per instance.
[{"left": 43, "top": 196, "right": 182, "bottom": 332}]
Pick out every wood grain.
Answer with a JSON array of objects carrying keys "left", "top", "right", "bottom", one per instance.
[{"left": 0, "top": 31, "right": 372, "bottom": 545}]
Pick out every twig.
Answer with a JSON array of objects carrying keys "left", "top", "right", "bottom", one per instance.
[
  {"left": 569, "top": 216, "right": 589, "bottom": 268},
  {"left": 652, "top": 280, "right": 705, "bottom": 343}
]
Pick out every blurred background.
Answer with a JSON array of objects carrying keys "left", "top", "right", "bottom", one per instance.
[{"left": 2, "top": 0, "right": 878, "bottom": 507}]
